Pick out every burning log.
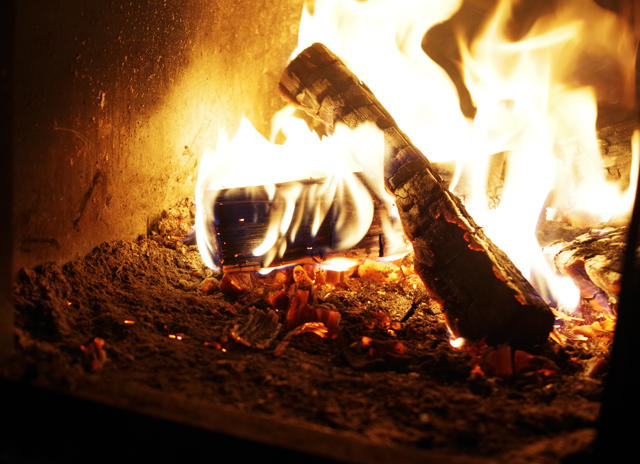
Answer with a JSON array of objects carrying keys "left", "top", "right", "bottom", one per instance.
[
  {"left": 213, "top": 176, "right": 408, "bottom": 272},
  {"left": 544, "top": 226, "right": 626, "bottom": 314},
  {"left": 279, "top": 43, "right": 555, "bottom": 347}
]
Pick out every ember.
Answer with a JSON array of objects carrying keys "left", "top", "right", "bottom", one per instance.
[{"left": 80, "top": 337, "right": 108, "bottom": 372}]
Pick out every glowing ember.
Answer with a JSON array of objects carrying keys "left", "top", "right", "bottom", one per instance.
[
  {"left": 319, "top": 257, "right": 358, "bottom": 272},
  {"left": 204, "top": 341, "right": 227, "bottom": 353}
]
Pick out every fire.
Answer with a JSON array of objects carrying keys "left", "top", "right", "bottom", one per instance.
[
  {"left": 194, "top": 116, "right": 409, "bottom": 272},
  {"left": 294, "top": 0, "right": 637, "bottom": 312},
  {"left": 453, "top": 0, "right": 637, "bottom": 312},
  {"left": 195, "top": 0, "right": 638, "bottom": 322}
]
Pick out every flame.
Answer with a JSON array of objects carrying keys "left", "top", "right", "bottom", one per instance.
[
  {"left": 319, "top": 257, "right": 359, "bottom": 272},
  {"left": 289, "top": 0, "right": 637, "bottom": 314},
  {"left": 195, "top": 0, "right": 637, "bottom": 320},
  {"left": 450, "top": 336, "right": 466, "bottom": 350},
  {"left": 294, "top": 0, "right": 472, "bottom": 163},
  {"left": 453, "top": 0, "right": 636, "bottom": 312},
  {"left": 195, "top": 115, "right": 408, "bottom": 272}
]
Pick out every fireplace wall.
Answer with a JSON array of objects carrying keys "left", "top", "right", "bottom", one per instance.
[
  {"left": 11, "top": 0, "right": 303, "bottom": 272},
  {"left": 1, "top": 1, "right": 11, "bottom": 360},
  {"left": 2, "top": 0, "right": 304, "bottom": 358}
]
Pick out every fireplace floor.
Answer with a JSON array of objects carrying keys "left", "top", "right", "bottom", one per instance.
[{"left": 1, "top": 201, "right": 610, "bottom": 463}]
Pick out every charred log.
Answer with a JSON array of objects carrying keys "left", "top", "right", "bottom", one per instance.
[
  {"left": 279, "top": 43, "right": 555, "bottom": 348},
  {"left": 544, "top": 226, "right": 626, "bottom": 314},
  {"left": 598, "top": 119, "right": 638, "bottom": 186}
]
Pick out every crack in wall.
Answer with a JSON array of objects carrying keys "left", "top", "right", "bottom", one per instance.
[{"left": 73, "top": 170, "right": 104, "bottom": 230}]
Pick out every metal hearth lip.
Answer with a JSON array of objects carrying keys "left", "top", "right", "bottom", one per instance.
[{"left": 0, "top": 376, "right": 485, "bottom": 464}]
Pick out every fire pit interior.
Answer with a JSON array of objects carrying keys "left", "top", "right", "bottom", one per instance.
[{"left": 2, "top": 0, "right": 639, "bottom": 462}]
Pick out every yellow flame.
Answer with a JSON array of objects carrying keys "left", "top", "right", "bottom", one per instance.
[
  {"left": 452, "top": 0, "right": 636, "bottom": 312},
  {"left": 449, "top": 336, "right": 466, "bottom": 350},
  {"left": 319, "top": 257, "right": 359, "bottom": 272},
  {"left": 195, "top": 115, "right": 407, "bottom": 271},
  {"left": 290, "top": 0, "right": 637, "bottom": 313},
  {"left": 294, "top": 0, "right": 471, "bottom": 163},
  {"left": 195, "top": 0, "right": 637, "bottom": 318}
]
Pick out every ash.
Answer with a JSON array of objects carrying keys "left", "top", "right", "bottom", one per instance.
[{"left": 3, "top": 199, "right": 608, "bottom": 463}]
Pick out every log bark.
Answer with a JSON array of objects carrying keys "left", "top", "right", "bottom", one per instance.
[{"left": 280, "top": 43, "right": 555, "bottom": 347}]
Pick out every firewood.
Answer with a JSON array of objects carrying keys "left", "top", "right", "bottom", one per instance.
[
  {"left": 544, "top": 226, "right": 626, "bottom": 313},
  {"left": 279, "top": 43, "right": 555, "bottom": 347},
  {"left": 212, "top": 176, "right": 408, "bottom": 272},
  {"left": 598, "top": 119, "right": 638, "bottom": 185}
]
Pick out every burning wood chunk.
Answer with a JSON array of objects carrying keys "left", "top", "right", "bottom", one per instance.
[
  {"left": 274, "top": 322, "right": 330, "bottom": 357},
  {"left": 264, "top": 288, "right": 290, "bottom": 310},
  {"left": 292, "top": 265, "right": 314, "bottom": 288},
  {"left": 220, "top": 272, "right": 254, "bottom": 296},
  {"left": 211, "top": 176, "right": 408, "bottom": 272},
  {"left": 266, "top": 269, "right": 289, "bottom": 289},
  {"left": 229, "top": 308, "right": 281, "bottom": 349},
  {"left": 545, "top": 226, "right": 626, "bottom": 313},
  {"left": 280, "top": 43, "right": 555, "bottom": 348},
  {"left": 263, "top": 266, "right": 322, "bottom": 311},
  {"left": 472, "top": 344, "right": 559, "bottom": 378},
  {"left": 285, "top": 288, "right": 340, "bottom": 337},
  {"left": 285, "top": 288, "right": 312, "bottom": 328}
]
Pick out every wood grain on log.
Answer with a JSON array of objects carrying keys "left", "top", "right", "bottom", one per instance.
[
  {"left": 597, "top": 119, "right": 637, "bottom": 186},
  {"left": 544, "top": 226, "right": 626, "bottom": 314},
  {"left": 280, "top": 43, "right": 555, "bottom": 347}
]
